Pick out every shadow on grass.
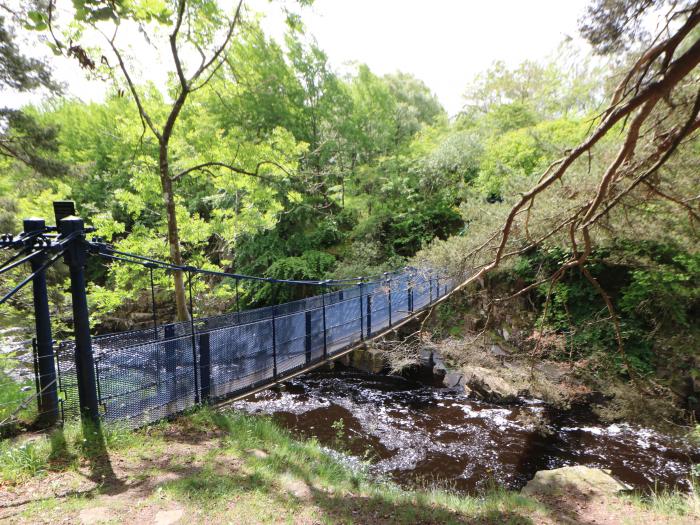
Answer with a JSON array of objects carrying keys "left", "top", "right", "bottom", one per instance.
[
  {"left": 160, "top": 461, "right": 539, "bottom": 524},
  {"left": 310, "top": 489, "right": 537, "bottom": 525},
  {"left": 1, "top": 409, "right": 543, "bottom": 523},
  {"left": 77, "top": 420, "right": 124, "bottom": 492},
  {"left": 153, "top": 415, "right": 540, "bottom": 525}
]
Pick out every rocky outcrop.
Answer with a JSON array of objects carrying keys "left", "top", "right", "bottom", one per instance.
[
  {"left": 521, "top": 466, "right": 631, "bottom": 497},
  {"left": 462, "top": 365, "right": 521, "bottom": 403},
  {"left": 341, "top": 347, "right": 386, "bottom": 374}
]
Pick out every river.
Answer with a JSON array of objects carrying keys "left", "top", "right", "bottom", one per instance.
[{"left": 233, "top": 367, "right": 699, "bottom": 494}]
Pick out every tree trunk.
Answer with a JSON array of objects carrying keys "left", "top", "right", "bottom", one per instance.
[{"left": 160, "top": 144, "right": 190, "bottom": 321}]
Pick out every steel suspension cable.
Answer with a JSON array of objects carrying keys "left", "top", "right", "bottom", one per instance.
[
  {"left": 92, "top": 242, "right": 368, "bottom": 286},
  {"left": 0, "top": 248, "right": 40, "bottom": 276},
  {"left": 0, "top": 248, "right": 68, "bottom": 306}
]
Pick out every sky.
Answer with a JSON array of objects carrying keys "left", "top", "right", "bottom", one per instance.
[
  {"left": 5, "top": 0, "right": 591, "bottom": 116},
  {"left": 278, "top": 0, "right": 591, "bottom": 115}
]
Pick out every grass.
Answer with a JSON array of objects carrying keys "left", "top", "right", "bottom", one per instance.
[
  {"left": 625, "top": 479, "right": 700, "bottom": 518},
  {"left": 0, "top": 417, "right": 164, "bottom": 483},
  {"left": 1, "top": 406, "right": 698, "bottom": 524},
  {"left": 0, "top": 407, "right": 547, "bottom": 523},
  {"left": 0, "top": 369, "right": 38, "bottom": 434}
]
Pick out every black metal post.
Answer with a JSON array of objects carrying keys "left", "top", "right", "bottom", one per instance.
[
  {"left": 366, "top": 293, "right": 372, "bottom": 338},
  {"left": 436, "top": 275, "right": 440, "bottom": 298},
  {"left": 386, "top": 274, "right": 392, "bottom": 327},
  {"left": 187, "top": 271, "right": 200, "bottom": 404},
  {"left": 148, "top": 265, "right": 157, "bottom": 338},
  {"left": 429, "top": 273, "right": 433, "bottom": 303},
  {"left": 408, "top": 277, "right": 413, "bottom": 313},
  {"left": 359, "top": 280, "right": 364, "bottom": 341},
  {"left": 198, "top": 332, "right": 211, "bottom": 402},
  {"left": 235, "top": 277, "right": 240, "bottom": 324},
  {"left": 24, "top": 218, "right": 59, "bottom": 425},
  {"left": 304, "top": 310, "right": 312, "bottom": 364},
  {"left": 148, "top": 265, "right": 161, "bottom": 390},
  {"left": 321, "top": 282, "right": 328, "bottom": 358},
  {"left": 271, "top": 283, "right": 277, "bottom": 378},
  {"left": 60, "top": 216, "right": 100, "bottom": 427},
  {"left": 164, "top": 323, "right": 177, "bottom": 397}
]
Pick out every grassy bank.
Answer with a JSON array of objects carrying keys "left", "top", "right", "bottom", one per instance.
[{"left": 0, "top": 407, "right": 697, "bottom": 524}]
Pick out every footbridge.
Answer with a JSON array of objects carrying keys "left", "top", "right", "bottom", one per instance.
[{"left": 0, "top": 202, "right": 453, "bottom": 432}]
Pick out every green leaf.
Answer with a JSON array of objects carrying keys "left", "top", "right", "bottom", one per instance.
[{"left": 27, "top": 11, "right": 44, "bottom": 24}]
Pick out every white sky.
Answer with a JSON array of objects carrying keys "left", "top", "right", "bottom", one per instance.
[
  {"left": 4, "top": 0, "right": 591, "bottom": 116},
  {"left": 287, "top": 0, "right": 590, "bottom": 115}
]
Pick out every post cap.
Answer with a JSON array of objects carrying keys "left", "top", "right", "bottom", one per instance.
[
  {"left": 22, "top": 217, "right": 46, "bottom": 233},
  {"left": 53, "top": 201, "right": 76, "bottom": 225}
]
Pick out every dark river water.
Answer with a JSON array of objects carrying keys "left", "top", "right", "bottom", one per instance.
[{"left": 233, "top": 368, "right": 700, "bottom": 494}]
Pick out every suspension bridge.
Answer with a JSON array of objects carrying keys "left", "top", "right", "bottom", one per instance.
[{"left": 0, "top": 201, "right": 454, "bottom": 433}]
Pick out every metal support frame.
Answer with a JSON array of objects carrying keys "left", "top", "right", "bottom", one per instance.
[
  {"left": 386, "top": 273, "right": 392, "bottom": 326},
  {"left": 366, "top": 293, "right": 372, "bottom": 338},
  {"left": 321, "top": 282, "right": 328, "bottom": 358},
  {"left": 271, "top": 283, "right": 278, "bottom": 378},
  {"left": 359, "top": 280, "right": 365, "bottom": 341},
  {"left": 60, "top": 216, "right": 100, "bottom": 427},
  {"left": 198, "top": 332, "right": 211, "bottom": 402},
  {"left": 304, "top": 310, "right": 312, "bottom": 364},
  {"left": 164, "top": 323, "right": 177, "bottom": 398},
  {"left": 24, "top": 218, "right": 59, "bottom": 425},
  {"left": 187, "top": 271, "right": 200, "bottom": 404}
]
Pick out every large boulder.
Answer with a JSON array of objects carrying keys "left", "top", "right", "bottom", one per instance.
[
  {"left": 521, "top": 466, "right": 631, "bottom": 497},
  {"left": 443, "top": 371, "right": 463, "bottom": 388},
  {"left": 462, "top": 366, "right": 520, "bottom": 403},
  {"left": 348, "top": 347, "right": 385, "bottom": 374}
]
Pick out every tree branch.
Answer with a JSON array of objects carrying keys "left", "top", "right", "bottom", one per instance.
[
  {"left": 171, "top": 160, "right": 291, "bottom": 184},
  {"left": 102, "top": 28, "right": 161, "bottom": 140}
]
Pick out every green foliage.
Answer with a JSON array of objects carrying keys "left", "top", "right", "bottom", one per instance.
[
  {"left": 619, "top": 248, "right": 700, "bottom": 329},
  {"left": 477, "top": 117, "right": 589, "bottom": 197},
  {"left": 0, "top": 11, "right": 55, "bottom": 91},
  {"left": 244, "top": 250, "right": 336, "bottom": 305},
  {"left": 626, "top": 478, "right": 700, "bottom": 519},
  {"left": 0, "top": 418, "right": 158, "bottom": 484},
  {"left": 510, "top": 240, "right": 699, "bottom": 377},
  {"left": 0, "top": 369, "right": 37, "bottom": 435}
]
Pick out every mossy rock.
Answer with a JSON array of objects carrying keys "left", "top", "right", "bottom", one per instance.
[{"left": 521, "top": 466, "right": 631, "bottom": 497}]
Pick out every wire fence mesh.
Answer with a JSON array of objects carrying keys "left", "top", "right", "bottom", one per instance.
[
  {"left": 0, "top": 337, "right": 63, "bottom": 436},
  {"left": 2, "top": 268, "right": 453, "bottom": 432}
]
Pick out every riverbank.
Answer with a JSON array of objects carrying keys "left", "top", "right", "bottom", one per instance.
[
  {"left": 1, "top": 406, "right": 697, "bottom": 524},
  {"left": 406, "top": 277, "right": 700, "bottom": 433}
]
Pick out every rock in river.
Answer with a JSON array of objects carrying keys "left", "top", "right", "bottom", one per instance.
[
  {"left": 462, "top": 365, "right": 520, "bottom": 403},
  {"left": 521, "top": 466, "right": 632, "bottom": 497}
]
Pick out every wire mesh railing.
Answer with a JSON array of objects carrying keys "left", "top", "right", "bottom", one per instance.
[
  {"left": 0, "top": 337, "right": 63, "bottom": 436},
  {"left": 57, "top": 269, "right": 453, "bottom": 429}
]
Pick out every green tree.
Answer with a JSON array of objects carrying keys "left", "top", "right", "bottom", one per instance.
[
  {"left": 39, "top": 0, "right": 301, "bottom": 320},
  {"left": 0, "top": 1, "right": 63, "bottom": 176}
]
